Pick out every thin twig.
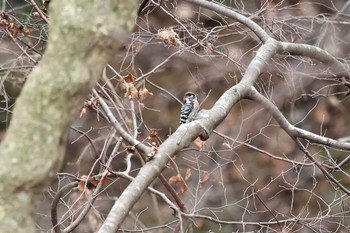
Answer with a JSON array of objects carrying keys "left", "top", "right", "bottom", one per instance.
[
  {"left": 70, "top": 127, "right": 100, "bottom": 158},
  {"left": 213, "top": 130, "right": 317, "bottom": 167},
  {"left": 294, "top": 139, "right": 350, "bottom": 196},
  {"left": 92, "top": 89, "right": 152, "bottom": 155},
  {"left": 7, "top": 29, "right": 37, "bottom": 63},
  {"left": 146, "top": 79, "right": 182, "bottom": 104},
  {"left": 136, "top": 49, "right": 184, "bottom": 83},
  {"left": 51, "top": 181, "right": 79, "bottom": 233},
  {"left": 28, "top": 0, "right": 49, "bottom": 23}
]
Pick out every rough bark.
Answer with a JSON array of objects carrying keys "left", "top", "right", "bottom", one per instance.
[{"left": 0, "top": 1, "right": 137, "bottom": 232}]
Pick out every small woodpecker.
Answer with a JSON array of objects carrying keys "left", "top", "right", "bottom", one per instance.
[{"left": 179, "top": 92, "right": 199, "bottom": 125}]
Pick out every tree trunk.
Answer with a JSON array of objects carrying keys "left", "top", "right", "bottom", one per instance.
[{"left": 0, "top": 1, "right": 137, "bottom": 232}]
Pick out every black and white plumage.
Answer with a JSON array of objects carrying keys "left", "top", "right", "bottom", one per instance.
[{"left": 179, "top": 92, "right": 199, "bottom": 125}]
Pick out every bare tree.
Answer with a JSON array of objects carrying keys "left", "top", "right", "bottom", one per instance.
[{"left": 2, "top": 0, "right": 350, "bottom": 232}]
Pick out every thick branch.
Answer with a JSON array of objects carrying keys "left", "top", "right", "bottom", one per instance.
[
  {"left": 185, "top": 0, "right": 350, "bottom": 81},
  {"left": 97, "top": 35, "right": 279, "bottom": 233}
]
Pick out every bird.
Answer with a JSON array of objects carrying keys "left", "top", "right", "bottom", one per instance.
[{"left": 179, "top": 92, "right": 199, "bottom": 125}]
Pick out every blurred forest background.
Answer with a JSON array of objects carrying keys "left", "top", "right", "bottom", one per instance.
[{"left": 2, "top": 0, "right": 350, "bottom": 232}]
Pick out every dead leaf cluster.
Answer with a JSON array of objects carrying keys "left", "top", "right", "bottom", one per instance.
[
  {"left": 156, "top": 27, "right": 184, "bottom": 47},
  {"left": 168, "top": 168, "right": 193, "bottom": 195},
  {"left": 0, "top": 12, "right": 29, "bottom": 38},
  {"left": 80, "top": 96, "right": 99, "bottom": 118},
  {"left": 119, "top": 74, "right": 153, "bottom": 101},
  {"left": 77, "top": 172, "right": 109, "bottom": 195}
]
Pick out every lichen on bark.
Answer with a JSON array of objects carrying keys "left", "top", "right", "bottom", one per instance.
[{"left": 0, "top": 1, "right": 137, "bottom": 232}]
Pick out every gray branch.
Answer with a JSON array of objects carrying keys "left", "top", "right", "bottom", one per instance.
[{"left": 98, "top": 1, "right": 350, "bottom": 231}]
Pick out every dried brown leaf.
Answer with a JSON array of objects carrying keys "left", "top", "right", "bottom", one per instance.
[
  {"left": 149, "top": 130, "right": 158, "bottom": 138},
  {"left": 125, "top": 146, "right": 135, "bottom": 153},
  {"left": 156, "top": 27, "right": 184, "bottom": 47},
  {"left": 178, "top": 183, "right": 188, "bottom": 195},
  {"left": 125, "top": 83, "right": 139, "bottom": 99},
  {"left": 199, "top": 171, "right": 210, "bottom": 189},
  {"left": 185, "top": 168, "right": 192, "bottom": 180},
  {"left": 77, "top": 175, "right": 92, "bottom": 195},
  {"left": 123, "top": 74, "right": 135, "bottom": 83},
  {"left": 204, "top": 42, "right": 213, "bottom": 53},
  {"left": 89, "top": 176, "right": 99, "bottom": 187},
  {"left": 168, "top": 174, "right": 182, "bottom": 185},
  {"left": 80, "top": 106, "right": 87, "bottom": 118},
  {"left": 118, "top": 74, "right": 135, "bottom": 90},
  {"left": 194, "top": 137, "right": 205, "bottom": 150},
  {"left": 139, "top": 87, "right": 153, "bottom": 101}
]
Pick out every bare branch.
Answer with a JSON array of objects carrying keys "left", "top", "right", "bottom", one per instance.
[
  {"left": 279, "top": 41, "right": 350, "bottom": 79},
  {"left": 28, "top": 0, "right": 49, "bottom": 23},
  {"left": 184, "top": 0, "right": 271, "bottom": 43},
  {"left": 92, "top": 89, "right": 152, "bottom": 156},
  {"left": 248, "top": 87, "right": 350, "bottom": 151},
  {"left": 97, "top": 27, "right": 279, "bottom": 233}
]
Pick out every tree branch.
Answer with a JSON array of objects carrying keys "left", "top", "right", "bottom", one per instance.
[
  {"left": 247, "top": 87, "right": 350, "bottom": 151},
  {"left": 97, "top": 29, "right": 279, "bottom": 233},
  {"left": 184, "top": 0, "right": 270, "bottom": 43}
]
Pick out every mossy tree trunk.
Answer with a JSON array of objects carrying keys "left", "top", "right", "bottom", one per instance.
[{"left": 0, "top": 1, "right": 137, "bottom": 232}]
